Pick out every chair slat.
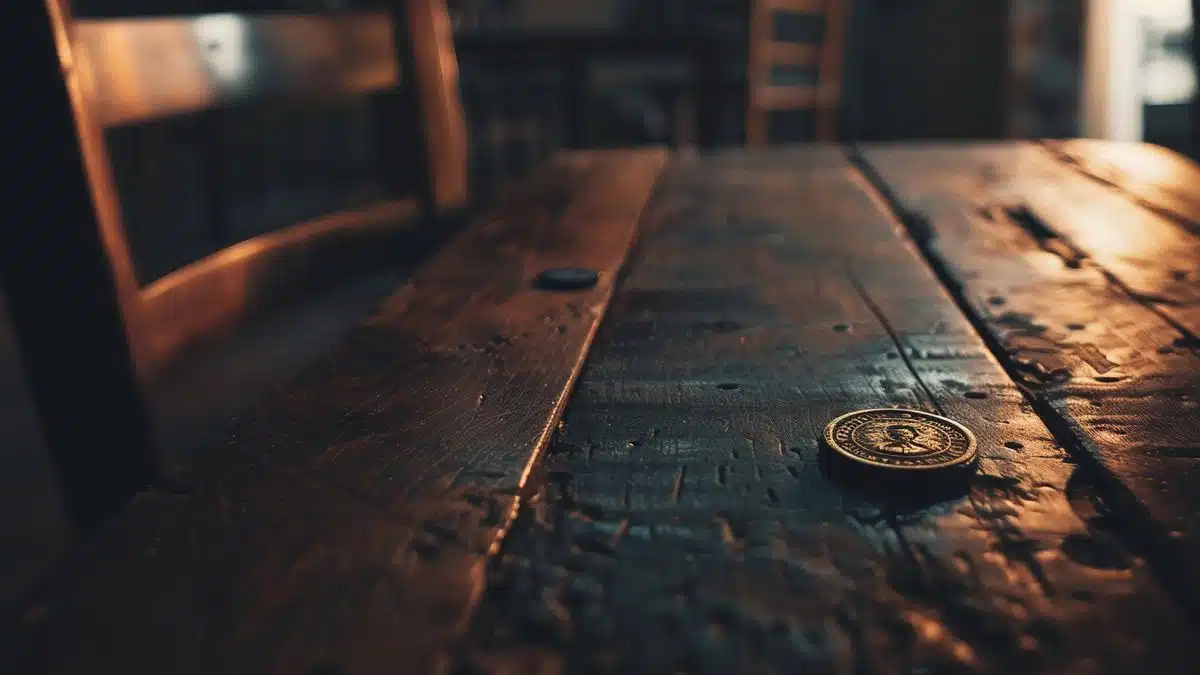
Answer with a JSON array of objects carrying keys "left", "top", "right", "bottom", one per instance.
[
  {"left": 756, "top": 84, "right": 819, "bottom": 110},
  {"left": 769, "top": 41, "right": 820, "bottom": 65},
  {"left": 137, "top": 198, "right": 421, "bottom": 368},
  {"left": 77, "top": 12, "right": 401, "bottom": 127},
  {"left": 770, "top": 0, "right": 827, "bottom": 12}
]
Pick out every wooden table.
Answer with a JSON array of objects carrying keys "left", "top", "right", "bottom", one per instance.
[{"left": 5, "top": 141, "right": 1200, "bottom": 674}]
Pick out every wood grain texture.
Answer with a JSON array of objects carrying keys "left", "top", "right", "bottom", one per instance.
[
  {"left": 0, "top": 150, "right": 667, "bottom": 675},
  {"left": 1047, "top": 139, "right": 1200, "bottom": 235},
  {"left": 858, "top": 141, "right": 1200, "bottom": 615},
  {"left": 455, "top": 148, "right": 1199, "bottom": 674}
]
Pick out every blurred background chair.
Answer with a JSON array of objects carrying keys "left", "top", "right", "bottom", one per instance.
[
  {"left": 0, "top": 0, "right": 467, "bottom": 605},
  {"left": 746, "top": 0, "right": 853, "bottom": 144}
]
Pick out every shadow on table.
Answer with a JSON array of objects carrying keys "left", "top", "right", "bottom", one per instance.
[{"left": 0, "top": 270, "right": 405, "bottom": 610}]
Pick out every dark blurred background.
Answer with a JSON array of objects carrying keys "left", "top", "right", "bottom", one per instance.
[
  {"left": 55, "top": 0, "right": 1198, "bottom": 234},
  {"left": 1, "top": 0, "right": 1195, "bottom": 610}
]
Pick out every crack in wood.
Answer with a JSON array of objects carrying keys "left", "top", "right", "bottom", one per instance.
[
  {"left": 845, "top": 269, "right": 943, "bottom": 415},
  {"left": 849, "top": 143, "right": 1200, "bottom": 628},
  {"left": 1040, "top": 140, "right": 1200, "bottom": 236}
]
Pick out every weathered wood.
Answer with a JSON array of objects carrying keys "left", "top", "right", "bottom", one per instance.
[
  {"left": 455, "top": 148, "right": 1198, "bottom": 674},
  {"left": 1, "top": 150, "right": 667, "bottom": 674},
  {"left": 1015, "top": 157, "right": 1200, "bottom": 339},
  {"left": 857, "top": 141, "right": 1200, "bottom": 616},
  {"left": 1047, "top": 139, "right": 1200, "bottom": 234}
]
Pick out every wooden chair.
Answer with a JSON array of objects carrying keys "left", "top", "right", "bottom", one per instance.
[
  {"left": 2, "top": 0, "right": 468, "bottom": 531},
  {"left": 746, "top": 0, "right": 853, "bottom": 145}
]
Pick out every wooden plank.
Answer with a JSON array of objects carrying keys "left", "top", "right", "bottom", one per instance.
[
  {"left": 76, "top": 13, "right": 401, "bottom": 127},
  {"left": 1015, "top": 160, "right": 1200, "bottom": 338},
  {"left": 0, "top": 150, "right": 667, "bottom": 674},
  {"left": 454, "top": 148, "right": 1198, "bottom": 673},
  {"left": 1047, "top": 139, "right": 1200, "bottom": 234},
  {"left": 857, "top": 142, "right": 1200, "bottom": 615}
]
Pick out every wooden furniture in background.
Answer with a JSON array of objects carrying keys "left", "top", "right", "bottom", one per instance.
[
  {"left": 746, "top": 0, "right": 853, "bottom": 144},
  {"left": 0, "top": 0, "right": 467, "bottom": 531}
]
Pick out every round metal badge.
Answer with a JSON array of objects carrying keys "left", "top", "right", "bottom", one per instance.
[{"left": 822, "top": 408, "right": 977, "bottom": 471}]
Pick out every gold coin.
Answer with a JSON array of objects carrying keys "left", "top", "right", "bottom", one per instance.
[{"left": 822, "top": 408, "right": 977, "bottom": 471}]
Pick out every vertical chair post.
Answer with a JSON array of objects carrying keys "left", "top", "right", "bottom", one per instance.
[
  {"left": 399, "top": 0, "right": 470, "bottom": 214},
  {"left": 2, "top": 0, "right": 160, "bottom": 533}
]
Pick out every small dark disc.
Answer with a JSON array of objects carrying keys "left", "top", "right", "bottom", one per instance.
[{"left": 534, "top": 267, "right": 600, "bottom": 291}]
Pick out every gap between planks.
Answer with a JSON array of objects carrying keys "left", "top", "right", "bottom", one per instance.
[
  {"left": 846, "top": 143, "right": 1200, "bottom": 627},
  {"left": 1, "top": 149, "right": 670, "bottom": 675},
  {"left": 454, "top": 147, "right": 1200, "bottom": 674},
  {"left": 1040, "top": 140, "right": 1200, "bottom": 237}
]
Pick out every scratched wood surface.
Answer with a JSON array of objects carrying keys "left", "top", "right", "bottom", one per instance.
[
  {"left": 857, "top": 142, "right": 1200, "bottom": 617},
  {"left": 1047, "top": 139, "right": 1200, "bottom": 235},
  {"left": 453, "top": 148, "right": 1198, "bottom": 674},
  {"left": 6, "top": 144, "right": 1200, "bottom": 674},
  {"left": 0, "top": 150, "right": 667, "bottom": 674}
]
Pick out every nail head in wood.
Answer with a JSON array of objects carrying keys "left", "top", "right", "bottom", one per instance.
[{"left": 534, "top": 267, "right": 600, "bottom": 291}]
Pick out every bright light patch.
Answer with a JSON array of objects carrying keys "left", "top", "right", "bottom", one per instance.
[
  {"left": 191, "top": 14, "right": 249, "bottom": 84},
  {"left": 1143, "top": 55, "right": 1197, "bottom": 104}
]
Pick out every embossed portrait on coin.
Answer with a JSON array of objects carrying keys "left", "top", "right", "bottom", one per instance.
[
  {"left": 852, "top": 419, "right": 948, "bottom": 457},
  {"left": 880, "top": 424, "right": 934, "bottom": 454}
]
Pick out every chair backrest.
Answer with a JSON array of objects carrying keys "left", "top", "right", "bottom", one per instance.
[
  {"left": 746, "top": 0, "right": 853, "bottom": 145},
  {"left": 65, "top": 1, "right": 468, "bottom": 372},
  {"left": 1, "top": 0, "right": 467, "bottom": 531}
]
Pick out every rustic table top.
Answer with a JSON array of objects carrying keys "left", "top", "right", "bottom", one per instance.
[{"left": 5, "top": 141, "right": 1200, "bottom": 674}]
